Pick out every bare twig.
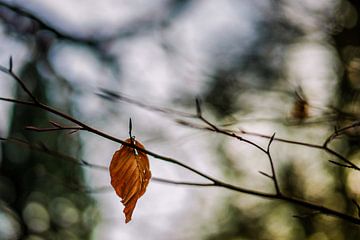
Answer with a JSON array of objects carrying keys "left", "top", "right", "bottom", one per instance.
[
  {"left": 324, "top": 121, "right": 360, "bottom": 147},
  {"left": 293, "top": 211, "right": 321, "bottom": 219},
  {"left": 63, "top": 179, "right": 215, "bottom": 194},
  {"left": 0, "top": 97, "right": 37, "bottom": 106},
  {"left": 98, "top": 89, "right": 359, "bottom": 171},
  {"left": 9, "top": 56, "right": 13, "bottom": 72},
  {"left": 2, "top": 61, "right": 360, "bottom": 225},
  {"left": 195, "top": 98, "right": 202, "bottom": 117},
  {"left": 266, "top": 133, "right": 280, "bottom": 194},
  {"left": 194, "top": 99, "right": 266, "bottom": 153},
  {"left": 0, "top": 136, "right": 214, "bottom": 188},
  {"left": 239, "top": 129, "right": 360, "bottom": 170},
  {"left": 0, "top": 62, "right": 218, "bottom": 183},
  {"left": 25, "top": 120, "right": 83, "bottom": 133},
  {"left": 328, "top": 160, "right": 354, "bottom": 169},
  {"left": 352, "top": 199, "right": 360, "bottom": 218},
  {"left": 25, "top": 125, "right": 83, "bottom": 132},
  {"left": 0, "top": 137, "right": 107, "bottom": 170},
  {"left": 151, "top": 177, "right": 214, "bottom": 187},
  {"left": 98, "top": 88, "right": 195, "bottom": 118},
  {"left": 0, "top": 1, "right": 103, "bottom": 45},
  {"left": 259, "top": 171, "right": 273, "bottom": 179},
  {"left": 0, "top": 62, "right": 39, "bottom": 103},
  {"left": 1, "top": 135, "right": 360, "bottom": 224}
]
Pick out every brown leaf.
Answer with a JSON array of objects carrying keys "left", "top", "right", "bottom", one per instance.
[
  {"left": 109, "top": 138, "right": 151, "bottom": 223},
  {"left": 291, "top": 90, "right": 309, "bottom": 121}
]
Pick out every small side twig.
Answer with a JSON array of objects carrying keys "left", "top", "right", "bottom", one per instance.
[
  {"left": 293, "top": 211, "right": 321, "bottom": 219},
  {"left": 25, "top": 126, "right": 83, "bottom": 132},
  {"left": 9, "top": 56, "right": 13, "bottom": 72},
  {"left": 323, "top": 121, "right": 360, "bottom": 147},
  {"left": 2, "top": 60, "right": 360, "bottom": 225},
  {"left": 259, "top": 171, "right": 273, "bottom": 179},
  {"left": 1, "top": 135, "right": 360, "bottom": 224},
  {"left": 98, "top": 88, "right": 196, "bottom": 118},
  {"left": 352, "top": 200, "right": 360, "bottom": 218},
  {"left": 194, "top": 100, "right": 281, "bottom": 193},
  {"left": 0, "top": 137, "right": 107, "bottom": 170},
  {"left": 239, "top": 129, "right": 360, "bottom": 171},
  {"left": 195, "top": 98, "right": 219, "bottom": 131},
  {"left": 25, "top": 121, "right": 83, "bottom": 133},
  {"left": 99, "top": 90, "right": 360, "bottom": 171},
  {"left": 266, "top": 133, "right": 280, "bottom": 194},
  {"left": 328, "top": 160, "right": 354, "bottom": 169},
  {"left": 194, "top": 99, "right": 266, "bottom": 153},
  {"left": 0, "top": 58, "right": 39, "bottom": 104}
]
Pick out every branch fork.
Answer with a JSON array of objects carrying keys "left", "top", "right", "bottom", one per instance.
[{"left": 1, "top": 58, "right": 360, "bottom": 225}]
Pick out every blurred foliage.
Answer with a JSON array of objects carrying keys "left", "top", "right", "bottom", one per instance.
[
  {"left": 203, "top": 3, "right": 301, "bottom": 119},
  {"left": 203, "top": 0, "right": 360, "bottom": 239},
  {"left": 0, "top": 3, "right": 100, "bottom": 240},
  {"left": 0, "top": 1, "right": 360, "bottom": 240}
]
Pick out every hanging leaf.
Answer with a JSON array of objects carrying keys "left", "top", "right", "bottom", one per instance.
[
  {"left": 109, "top": 138, "right": 151, "bottom": 223},
  {"left": 291, "top": 89, "right": 309, "bottom": 121}
]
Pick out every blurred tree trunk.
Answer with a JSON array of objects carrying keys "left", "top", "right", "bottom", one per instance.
[
  {"left": 0, "top": 43, "right": 96, "bottom": 240},
  {"left": 332, "top": 0, "right": 360, "bottom": 239}
]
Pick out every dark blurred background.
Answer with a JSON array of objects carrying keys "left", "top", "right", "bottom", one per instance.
[{"left": 0, "top": 0, "right": 359, "bottom": 239}]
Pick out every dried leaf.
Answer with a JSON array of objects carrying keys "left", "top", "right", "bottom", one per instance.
[
  {"left": 109, "top": 138, "right": 151, "bottom": 223},
  {"left": 291, "top": 90, "right": 309, "bottom": 121}
]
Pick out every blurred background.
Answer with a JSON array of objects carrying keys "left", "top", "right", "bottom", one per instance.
[{"left": 0, "top": 0, "right": 359, "bottom": 239}]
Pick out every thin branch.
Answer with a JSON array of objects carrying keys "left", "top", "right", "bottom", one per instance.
[
  {"left": 324, "top": 148, "right": 359, "bottom": 170},
  {"left": 99, "top": 90, "right": 359, "bottom": 171},
  {"left": 195, "top": 99, "right": 219, "bottom": 132},
  {"left": 79, "top": 186, "right": 113, "bottom": 194},
  {"left": 152, "top": 177, "right": 214, "bottom": 187},
  {"left": 324, "top": 121, "right": 360, "bottom": 147},
  {"left": 266, "top": 133, "right": 280, "bottom": 194},
  {"left": 9, "top": 56, "right": 13, "bottom": 72},
  {"left": 98, "top": 88, "right": 196, "bottom": 118},
  {"left": 0, "top": 66, "right": 218, "bottom": 182},
  {"left": 0, "top": 137, "right": 107, "bottom": 171},
  {"left": 239, "top": 129, "right": 360, "bottom": 170},
  {"left": 0, "top": 1, "right": 164, "bottom": 45},
  {"left": 0, "top": 1, "right": 100, "bottom": 45},
  {"left": 4, "top": 70, "right": 357, "bottom": 175},
  {"left": 267, "top": 133, "right": 276, "bottom": 152},
  {"left": 25, "top": 121, "right": 83, "bottom": 133},
  {"left": 195, "top": 98, "right": 202, "bottom": 117},
  {"left": 0, "top": 97, "right": 37, "bottom": 106},
  {"left": 352, "top": 199, "right": 360, "bottom": 218},
  {"left": 25, "top": 126, "right": 83, "bottom": 132},
  {"left": 0, "top": 136, "right": 214, "bottom": 189},
  {"left": 99, "top": 89, "right": 360, "bottom": 165},
  {"left": 49, "top": 120, "right": 62, "bottom": 128},
  {"left": 97, "top": 90, "right": 358, "bottom": 167},
  {"left": 194, "top": 99, "right": 267, "bottom": 153},
  {"left": 2, "top": 62, "right": 360, "bottom": 224},
  {"left": 328, "top": 160, "right": 354, "bottom": 169},
  {"left": 256, "top": 134, "right": 280, "bottom": 194},
  {"left": 292, "top": 211, "right": 321, "bottom": 219},
  {"left": 99, "top": 89, "right": 338, "bottom": 127},
  {"left": 240, "top": 129, "right": 323, "bottom": 149},
  {"left": 129, "top": 118, "right": 133, "bottom": 138},
  {"left": 259, "top": 171, "right": 273, "bottom": 179},
  {"left": 1, "top": 135, "right": 360, "bottom": 224},
  {"left": 0, "top": 66, "right": 39, "bottom": 103},
  {"left": 98, "top": 88, "right": 359, "bottom": 163}
]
